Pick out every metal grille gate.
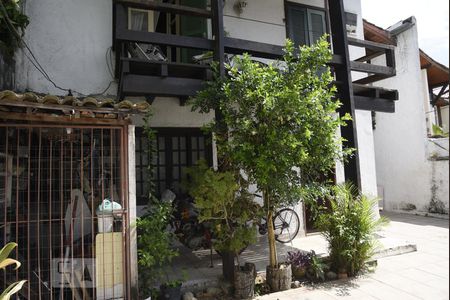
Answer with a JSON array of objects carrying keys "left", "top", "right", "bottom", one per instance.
[{"left": 0, "top": 124, "right": 130, "bottom": 300}]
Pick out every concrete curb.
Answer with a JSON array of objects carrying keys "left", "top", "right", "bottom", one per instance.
[{"left": 373, "top": 243, "right": 418, "bottom": 259}]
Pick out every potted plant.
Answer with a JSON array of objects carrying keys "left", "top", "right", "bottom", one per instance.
[
  {"left": 184, "top": 161, "right": 260, "bottom": 299},
  {"left": 158, "top": 277, "right": 185, "bottom": 300},
  {"left": 316, "top": 183, "right": 389, "bottom": 278},
  {"left": 191, "top": 36, "right": 349, "bottom": 293},
  {"left": 287, "top": 250, "right": 313, "bottom": 279}
]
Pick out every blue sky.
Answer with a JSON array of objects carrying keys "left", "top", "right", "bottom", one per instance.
[{"left": 361, "top": 0, "right": 449, "bottom": 67}]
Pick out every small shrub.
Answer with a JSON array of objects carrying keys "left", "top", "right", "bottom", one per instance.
[
  {"left": 184, "top": 160, "right": 259, "bottom": 264},
  {"left": 305, "top": 252, "right": 327, "bottom": 282},
  {"left": 286, "top": 250, "right": 313, "bottom": 269},
  {"left": 316, "top": 183, "right": 388, "bottom": 276},
  {"left": 137, "top": 200, "right": 180, "bottom": 297}
]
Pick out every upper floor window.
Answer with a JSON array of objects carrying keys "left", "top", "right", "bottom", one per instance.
[
  {"left": 285, "top": 3, "right": 327, "bottom": 47},
  {"left": 128, "top": 8, "right": 155, "bottom": 32}
]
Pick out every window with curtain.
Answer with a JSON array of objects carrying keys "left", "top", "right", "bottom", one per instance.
[
  {"left": 285, "top": 3, "right": 327, "bottom": 47},
  {"left": 128, "top": 8, "right": 152, "bottom": 32}
]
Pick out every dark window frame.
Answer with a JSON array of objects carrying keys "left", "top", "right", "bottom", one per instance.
[
  {"left": 284, "top": 1, "right": 330, "bottom": 47},
  {"left": 135, "top": 127, "right": 213, "bottom": 205}
]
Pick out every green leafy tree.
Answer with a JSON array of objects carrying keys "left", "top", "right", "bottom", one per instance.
[{"left": 191, "top": 37, "right": 350, "bottom": 268}]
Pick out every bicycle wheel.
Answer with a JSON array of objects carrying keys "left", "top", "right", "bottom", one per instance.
[{"left": 273, "top": 208, "right": 300, "bottom": 243}]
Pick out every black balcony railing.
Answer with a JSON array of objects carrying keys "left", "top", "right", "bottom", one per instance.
[
  {"left": 112, "top": 0, "right": 400, "bottom": 195},
  {"left": 112, "top": 0, "right": 397, "bottom": 111}
]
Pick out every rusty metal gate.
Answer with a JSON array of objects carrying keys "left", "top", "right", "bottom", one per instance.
[{"left": 0, "top": 124, "right": 130, "bottom": 300}]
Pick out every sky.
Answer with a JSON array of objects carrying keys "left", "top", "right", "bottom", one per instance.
[{"left": 361, "top": 0, "right": 449, "bottom": 67}]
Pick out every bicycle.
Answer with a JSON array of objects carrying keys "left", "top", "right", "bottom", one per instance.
[{"left": 253, "top": 194, "right": 300, "bottom": 244}]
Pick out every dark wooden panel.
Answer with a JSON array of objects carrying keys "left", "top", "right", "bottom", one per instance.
[
  {"left": 354, "top": 50, "right": 385, "bottom": 62},
  {"left": 115, "top": 0, "right": 212, "bottom": 18},
  {"left": 212, "top": 0, "right": 226, "bottom": 124},
  {"left": 327, "top": 0, "right": 360, "bottom": 187},
  {"left": 352, "top": 84, "right": 398, "bottom": 101},
  {"left": 212, "top": 0, "right": 225, "bottom": 72},
  {"left": 116, "top": 29, "right": 215, "bottom": 50},
  {"left": 224, "top": 37, "right": 284, "bottom": 59},
  {"left": 348, "top": 37, "right": 395, "bottom": 51},
  {"left": 350, "top": 61, "right": 396, "bottom": 76},
  {"left": 354, "top": 96, "right": 395, "bottom": 113},
  {"left": 224, "top": 37, "right": 344, "bottom": 65},
  {"left": 121, "top": 57, "right": 209, "bottom": 79},
  {"left": 353, "top": 74, "right": 391, "bottom": 85},
  {"left": 122, "top": 74, "right": 205, "bottom": 97}
]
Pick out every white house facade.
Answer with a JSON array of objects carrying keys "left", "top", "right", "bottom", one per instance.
[{"left": 0, "top": 0, "right": 400, "bottom": 298}]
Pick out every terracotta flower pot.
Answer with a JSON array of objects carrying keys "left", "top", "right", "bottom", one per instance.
[{"left": 337, "top": 269, "right": 348, "bottom": 280}]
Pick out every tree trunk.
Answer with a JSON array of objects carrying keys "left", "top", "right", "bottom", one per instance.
[
  {"left": 264, "top": 191, "right": 278, "bottom": 268},
  {"left": 267, "top": 209, "right": 277, "bottom": 268},
  {"left": 222, "top": 250, "right": 235, "bottom": 282}
]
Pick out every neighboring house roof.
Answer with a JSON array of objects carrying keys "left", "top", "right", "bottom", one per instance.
[
  {"left": 419, "top": 50, "right": 449, "bottom": 89},
  {"left": 0, "top": 90, "right": 150, "bottom": 123},
  {"left": 363, "top": 19, "right": 449, "bottom": 91},
  {"left": 363, "top": 19, "right": 395, "bottom": 45}
]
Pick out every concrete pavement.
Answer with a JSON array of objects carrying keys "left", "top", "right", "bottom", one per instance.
[{"left": 256, "top": 212, "right": 449, "bottom": 300}]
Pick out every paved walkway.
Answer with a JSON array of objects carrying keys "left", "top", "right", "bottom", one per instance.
[{"left": 256, "top": 212, "right": 449, "bottom": 300}]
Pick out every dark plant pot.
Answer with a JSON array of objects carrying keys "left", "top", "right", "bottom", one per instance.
[
  {"left": 159, "top": 283, "right": 182, "bottom": 300},
  {"left": 337, "top": 269, "right": 348, "bottom": 280},
  {"left": 234, "top": 263, "right": 256, "bottom": 299},
  {"left": 266, "top": 263, "right": 292, "bottom": 292},
  {"left": 292, "top": 266, "right": 307, "bottom": 279}
]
